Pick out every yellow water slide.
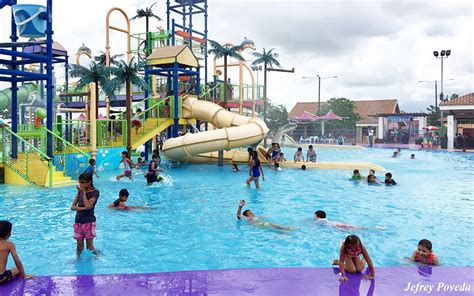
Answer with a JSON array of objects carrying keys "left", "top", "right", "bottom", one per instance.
[{"left": 162, "top": 95, "right": 269, "bottom": 162}]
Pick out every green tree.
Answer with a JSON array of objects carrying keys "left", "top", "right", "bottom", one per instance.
[
  {"left": 104, "top": 58, "right": 148, "bottom": 156},
  {"left": 208, "top": 40, "right": 244, "bottom": 105},
  {"left": 69, "top": 61, "right": 111, "bottom": 119},
  {"left": 318, "top": 98, "right": 360, "bottom": 135},
  {"left": 130, "top": 3, "right": 162, "bottom": 57},
  {"left": 266, "top": 101, "right": 288, "bottom": 132},
  {"left": 251, "top": 48, "right": 281, "bottom": 146},
  {"left": 94, "top": 51, "right": 124, "bottom": 66}
]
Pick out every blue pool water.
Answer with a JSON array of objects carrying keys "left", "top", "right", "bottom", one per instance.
[{"left": 0, "top": 148, "right": 473, "bottom": 276}]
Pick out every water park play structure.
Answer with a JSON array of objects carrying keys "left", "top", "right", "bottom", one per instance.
[{"left": 0, "top": 0, "right": 384, "bottom": 189}]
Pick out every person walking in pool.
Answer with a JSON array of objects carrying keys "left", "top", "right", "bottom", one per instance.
[
  {"left": 116, "top": 151, "right": 134, "bottom": 181},
  {"left": 0, "top": 221, "right": 34, "bottom": 285},
  {"left": 246, "top": 151, "right": 265, "bottom": 189},
  {"left": 237, "top": 200, "right": 296, "bottom": 231},
  {"left": 144, "top": 154, "right": 163, "bottom": 185},
  {"left": 71, "top": 173, "right": 100, "bottom": 256}
]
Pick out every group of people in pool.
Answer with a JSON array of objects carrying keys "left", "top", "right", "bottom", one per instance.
[
  {"left": 236, "top": 199, "right": 439, "bottom": 282},
  {"left": 264, "top": 143, "right": 318, "bottom": 165},
  {"left": 352, "top": 169, "right": 396, "bottom": 185},
  {"left": 114, "top": 150, "right": 164, "bottom": 185}
]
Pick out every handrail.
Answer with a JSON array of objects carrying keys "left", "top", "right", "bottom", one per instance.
[
  {"left": 2, "top": 126, "right": 52, "bottom": 161},
  {"left": 116, "top": 95, "right": 169, "bottom": 119},
  {"left": 135, "top": 95, "right": 172, "bottom": 118},
  {"left": 199, "top": 83, "right": 223, "bottom": 99},
  {"left": 41, "top": 127, "right": 90, "bottom": 159}
]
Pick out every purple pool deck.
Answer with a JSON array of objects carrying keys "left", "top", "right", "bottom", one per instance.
[{"left": 1, "top": 267, "right": 473, "bottom": 295}]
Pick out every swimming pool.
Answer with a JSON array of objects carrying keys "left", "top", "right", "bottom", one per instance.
[{"left": 0, "top": 148, "right": 473, "bottom": 276}]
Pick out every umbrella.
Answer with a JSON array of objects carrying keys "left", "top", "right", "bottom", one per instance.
[
  {"left": 314, "top": 110, "right": 344, "bottom": 135},
  {"left": 74, "top": 113, "right": 86, "bottom": 121},
  {"left": 293, "top": 111, "right": 320, "bottom": 122},
  {"left": 423, "top": 126, "right": 440, "bottom": 131}
]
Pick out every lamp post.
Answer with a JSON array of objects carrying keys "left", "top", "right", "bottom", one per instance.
[
  {"left": 302, "top": 75, "right": 337, "bottom": 114},
  {"left": 433, "top": 50, "right": 451, "bottom": 103},
  {"left": 418, "top": 79, "right": 454, "bottom": 117},
  {"left": 251, "top": 65, "right": 262, "bottom": 99}
]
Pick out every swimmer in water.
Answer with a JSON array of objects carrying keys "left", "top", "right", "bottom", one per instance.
[
  {"left": 314, "top": 210, "right": 386, "bottom": 230},
  {"left": 236, "top": 200, "right": 297, "bottom": 231},
  {"left": 108, "top": 189, "right": 150, "bottom": 210}
]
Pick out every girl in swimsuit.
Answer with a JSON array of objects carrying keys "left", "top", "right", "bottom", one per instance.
[
  {"left": 246, "top": 151, "right": 265, "bottom": 189},
  {"left": 333, "top": 235, "right": 375, "bottom": 282},
  {"left": 116, "top": 151, "right": 134, "bottom": 181},
  {"left": 410, "top": 239, "right": 440, "bottom": 266}
]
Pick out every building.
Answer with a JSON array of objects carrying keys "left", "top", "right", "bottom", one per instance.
[{"left": 440, "top": 93, "right": 474, "bottom": 149}]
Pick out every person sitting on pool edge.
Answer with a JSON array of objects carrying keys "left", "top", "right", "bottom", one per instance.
[
  {"left": 351, "top": 169, "right": 364, "bottom": 181},
  {"left": 277, "top": 152, "right": 287, "bottom": 162},
  {"left": 333, "top": 235, "right": 375, "bottom": 282},
  {"left": 0, "top": 221, "right": 34, "bottom": 285},
  {"left": 236, "top": 200, "right": 296, "bottom": 231},
  {"left": 294, "top": 147, "right": 305, "bottom": 163},
  {"left": 410, "top": 239, "right": 440, "bottom": 266},
  {"left": 307, "top": 145, "right": 317, "bottom": 162},
  {"left": 384, "top": 172, "right": 396, "bottom": 185},
  {"left": 108, "top": 189, "right": 149, "bottom": 210}
]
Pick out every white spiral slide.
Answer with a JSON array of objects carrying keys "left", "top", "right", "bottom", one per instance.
[{"left": 162, "top": 95, "right": 269, "bottom": 162}]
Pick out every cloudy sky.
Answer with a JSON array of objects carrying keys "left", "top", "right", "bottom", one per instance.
[{"left": 1, "top": 0, "right": 472, "bottom": 112}]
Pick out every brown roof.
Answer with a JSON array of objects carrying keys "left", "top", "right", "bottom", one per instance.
[
  {"left": 289, "top": 99, "right": 399, "bottom": 124},
  {"left": 288, "top": 102, "right": 328, "bottom": 119},
  {"left": 147, "top": 45, "right": 188, "bottom": 60},
  {"left": 440, "top": 93, "right": 474, "bottom": 106},
  {"left": 354, "top": 99, "right": 399, "bottom": 124}
]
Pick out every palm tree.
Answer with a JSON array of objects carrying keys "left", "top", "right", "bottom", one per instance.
[
  {"left": 94, "top": 51, "right": 124, "bottom": 66},
  {"left": 104, "top": 57, "right": 148, "bottom": 156},
  {"left": 69, "top": 61, "right": 111, "bottom": 119},
  {"left": 130, "top": 3, "right": 162, "bottom": 56},
  {"left": 208, "top": 40, "right": 245, "bottom": 105},
  {"left": 252, "top": 48, "right": 281, "bottom": 146}
]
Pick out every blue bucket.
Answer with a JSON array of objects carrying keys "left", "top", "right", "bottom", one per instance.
[{"left": 12, "top": 4, "right": 47, "bottom": 38}]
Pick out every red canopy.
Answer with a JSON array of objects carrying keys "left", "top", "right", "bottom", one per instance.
[
  {"left": 294, "top": 111, "right": 320, "bottom": 122},
  {"left": 316, "top": 110, "right": 343, "bottom": 121}
]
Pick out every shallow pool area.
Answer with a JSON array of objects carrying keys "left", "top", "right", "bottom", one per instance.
[{"left": 0, "top": 148, "right": 473, "bottom": 277}]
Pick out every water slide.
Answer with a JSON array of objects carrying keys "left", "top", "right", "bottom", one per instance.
[
  {"left": 0, "top": 82, "right": 38, "bottom": 111},
  {"left": 162, "top": 96, "right": 385, "bottom": 171},
  {"left": 162, "top": 95, "right": 269, "bottom": 162}
]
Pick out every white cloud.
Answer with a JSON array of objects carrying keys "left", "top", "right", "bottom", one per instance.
[{"left": 1, "top": 0, "right": 472, "bottom": 113}]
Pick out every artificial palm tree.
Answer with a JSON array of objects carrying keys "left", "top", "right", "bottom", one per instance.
[
  {"left": 104, "top": 57, "right": 148, "bottom": 156},
  {"left": 130, "top": 3, "right": 162, "bottom": 56},
  {"left": 94, "top": 51, "right": 124, "bottom": 66},
  {"left": 252, "top": 48, "right": 281, "bottom": 146},
  {"left": 69, "top": 61, "right": 111, "bottom": 119},
  {"left": 208, "top": 40, "right": 245, "bottom": 105}
]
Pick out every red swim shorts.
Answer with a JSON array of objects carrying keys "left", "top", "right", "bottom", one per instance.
[{"left": 73, "top": 222, "right": 96, "bottom": 240}]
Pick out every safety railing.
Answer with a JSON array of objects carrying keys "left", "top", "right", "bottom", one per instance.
[
  {"left": 116, "top": 95, "right": 170, "bottom": 121},
  {"left": 0, "top": 126, "right": 53, "bottom": 187},
  {"left": 199, "top": 83, "right": 223, "bottom": 103},
  {"left": 96, "top": 119, "right": 127, "bottom": 148},
  {"left": 41, "top": 127, "right": 90, "bottom": 180},
  {"left": 129, "top": 96, "right": 174, "bottom": 144},
  {"left": 54, "top": 120, "right": 91, "bottom": 150}
]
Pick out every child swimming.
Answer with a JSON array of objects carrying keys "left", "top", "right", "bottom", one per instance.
[
  {"left": 70, "top": 173, "right": 100, "bottom": 256},
  {"left": 236, "top": 200, "right": 296, "bottom": 231},
  {"left": 108, "top": 189, "right": 149, "bottom": 210},
  {"left": 314, "top": 211, "right": 386, "bottom": 230},
  {"left": 135, "top": 157, "right": 148, "bottom": 168},
  {"left": 333, "top": 235, "right": 375, "bottom": 281},
  {"left": 410, "top": 239, "right": 440, "bottom": 266},
  {"left": 384, "top": 172, "right": 396, "bottom": 185},
  {"left": 116, "top": 151, "right": 134, "bottom": 181},
  {"left": 0, "top": 221, "right": 34, "bottom": 285},
  {"left": 351, "top": 169, "right": 364, "bottom": 181},
  {"left": 246, "top": 151, "right": 265, "bottom": 189}
]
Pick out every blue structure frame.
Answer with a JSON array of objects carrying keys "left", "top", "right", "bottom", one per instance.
[{"left": 0, "top": 0, "right": 60, "bottom": 159}]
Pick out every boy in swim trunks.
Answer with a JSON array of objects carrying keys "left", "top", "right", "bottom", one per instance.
[
  {"left": 108, "top": 189, "right": 149, "bottom": 210},
  {"left": 384, "top": 172, "right": 396, "bottom": 185},
  {"left": 410, "top": 239, "right": 439, "bottom": 266},
  {"left": 0, "top": 221, "right": 33, "bottom": 285},
  {"left": 237, "top": 200, "right": 296, "bottom": 231},
  {"left": 116, "top": 151, "right": 134, "bottom": 181}
]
